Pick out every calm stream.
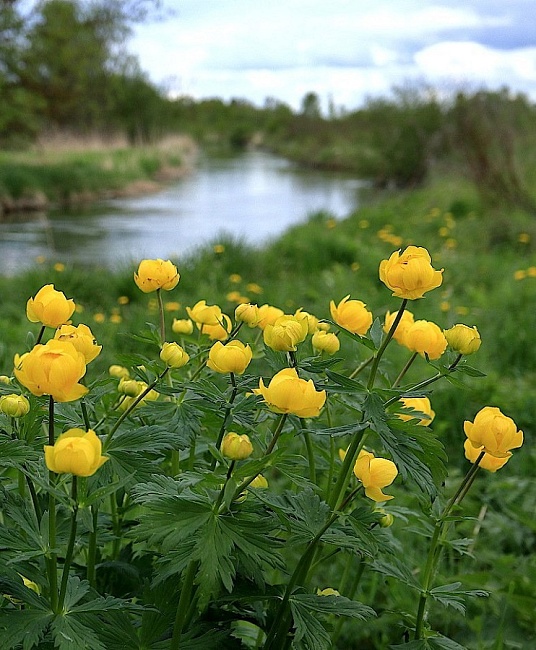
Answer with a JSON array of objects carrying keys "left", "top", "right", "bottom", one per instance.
[{"left": 0, "top": 151, "right": 365, "bottom": 275}]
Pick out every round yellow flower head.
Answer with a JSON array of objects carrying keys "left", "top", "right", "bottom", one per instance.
[
  {"left": 464, "top": 406, "right": 523, "bottom": 459},
  {"left": 256, "top": 304, "right": 285, "bottom": 330},
  {"left": 404, "top": 320, "right": 448, "bottom": 359},
  {"left": 235, "top": 303, "right": 260, "bottom": 327},
  {"left": 0, "top": 375, "right": 12, "bottom": 385},
  {"left": 383, "top": 309, "right": 415, "bottom": 345},
  {"left": 397, "top": 397, "right": 435, "bottom": 426},
  {"left": 172, "top": 318, "right": 194, "bottom": 335},
  {"left": 311, "top": 330, "right": 340, "bottom": 355},
  {"left": 294, "top": 308, "right": 319, "bottom": 335},
  {"left": 379, "top": 246, "right": 443, "bottom": 299},
  {"left": 134, "top": 259, "right": 180, "bottom": 293},
  {"left": 197, "top": 314, "right": 232, "bottom": 341},
  {"left": 14, "top": 340, "right": 87, "bottom": 403},
  {"left": 26, "top": 284, "right": 76, "bottom": 328},
  {"left": 263, "top": 314, "right": 308, "bottom": 352},
  {"left": 160, "top": 342, "right": 189, "bottom": 369},
  {"left": 44, "top": 428, "right": 108, "bottom": 477},
  {"left": 186, "top": 300, "right": 223, "bottom": 326},
  {"left": 109, "top": 365, "right": 130, "bottom": 379},
  {"left": 207, "top": 340, "right": 252, "bottom": 374},
  {"left": 329, "top": 295, "right": 373, "bottom": 336},
  {"left": 253, "top": 368, "right": 326, "bottom": 418},
  {"left": 317, "top": 588, "right": 340, "bottom": 597},
  {"left": 221, "top": 432, "right": 254, "bottom": 460},
  {"left": 54, "top": 323, "right": 102, "bottom": 364},
  {"left": 463, "top": 439, "right": 510, "bottom": 472},
  {"left": 249, "top": 474, "right": 269, "bottom": 489},
  {"left": 444, "top": 324, "right": 481, "bottom": 355},
  {"left": 0, "top": 394, "right": 30, "bottom": 418},
  {"left": 118, "top": 378, "right": 145, "bottom": 397},
  {"left": 353, "top": 450, "right": 398, "bottom": 502}
]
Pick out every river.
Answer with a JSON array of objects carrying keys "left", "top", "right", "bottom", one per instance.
[{"left": 0, "top": 150, "right": 366, "bottom": 275}]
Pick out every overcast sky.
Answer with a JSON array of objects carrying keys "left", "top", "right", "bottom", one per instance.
[{"left": 129, "top": 0, "right": 536, "bottom": 111}]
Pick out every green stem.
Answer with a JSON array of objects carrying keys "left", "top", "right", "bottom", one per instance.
[
  {"left": 81, "top": 400, "right": 91, "bottom": 430},
  {"left": 349, "top": 355, "right": 373, "bottom": 379},
  {"left": 367, "top": 299, "right": 408, "bottom": 390},
  {"left": 171, "top": 560, "right": 199, "bottom": 649},
  {"left": 392, "top": 352, "right": 418, "bottom": 388},
  {"left": 328, "top": 428, "right": 367, "bottom": 511},
  {"left": 210, "top": 372, "right": 238, "bottom": 470},
  {"left": 214, "top": 461, "right": 236, "bottom": 511},
  {"left": 58, "top": 476, "right": 78, "bottom": 611},
  {"left": 332, "top": 559, "right": 366, "bottom": 644},
  {"left": 110, "top": 494, "right": 121, "bottom": 560},
  {"left": 300, "top": 420, "right": 316, "bottom": 484},
  {"left": 36, "top": 324, "right": 46, "bottom": 345},
  {"left": 414, "top": 450, "right": 484, "bottom": 639},
  {"left": 87, "top": 506, "right": 98, "bottom": 588},
  {"left": 157, "top": 288, "right": 166, "bottom": 344},
  {"left": 47, "top": 395, "right": 58, "bottom": 612}
]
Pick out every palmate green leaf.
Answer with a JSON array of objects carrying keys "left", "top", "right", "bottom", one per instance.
[
  {"left": 0, "top": 437, "right": 40, "bottom": 469},
  {"left": 371, "top": 558, "right": 422, "bottom": 591},
  {"left": 390, "top": 634, "right": 469, "bottom": 649},
  {"left": 0, "top": 609, "right": 54, "bottom": 650},
  {"left": 291, "top": 592, "right": 375, "bottom": 619},
  {"left": 429, "top": 582, "right": 488, "bottom": 614},
  {"left": 324, "top": 369, "right": 368, "bottom": 393},
  {"left": 454, "top": 363, "right": 486, "bottom": 378},
  {"left": 51, "top": 613, "right": 107, "bottom": 650},
  {"left": 322, "top": 319, "right": 377, "bottom": 350},
  {"left": 289, "top": 598, "right": 332, "bottom": 650},
  {"left": 299, "top": 356, "right": 344, "bottom": 374},
  {"left": 302, "top": 421, "right": 370, "bottom": 438}
]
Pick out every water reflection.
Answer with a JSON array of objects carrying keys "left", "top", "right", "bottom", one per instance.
[{"left": 0, "top": 151, "right": 365, "bottom": 274}]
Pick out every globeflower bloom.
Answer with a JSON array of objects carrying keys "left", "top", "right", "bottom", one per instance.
[
  {"left": 404, "top": 320, "right": 448, "bottom": 359},
  {"left": 294, "top": 308, "right": 319, "bottom": 334},
  {"left": 54, "top": 323, "right": 102, "bottom": 364},
  {"left": 253, "top": 368, "right": 326, "bottom": 418},
  {"left": 464, "top": 406, "right": 523, "bottom": 458},
  {"left": 444, "top": 324, "right": 481, "bottom": 355},
  {"left": 160, "top": 342, "right": 189, "bottom": 368},
  {"left": 383, "top": 309, "right": 415, "bottom": 345},
  {"left": 187, "top": 300, "right": 223, "bottom": 326},
  {"left": 221, "top": 432, "right": 254, "bottom": 460},
  {"left": 379, "top": 246, "right": 443, "bottom": 299},
  {"left": 329, "top": 295, "right": 373, "bottom": 336},
  {"left": 397, "top": 397, "right": 435, "bottom": 426},
  {"left": 207, "top": 340, "right": 252, "bottom": 374},
  {"left": 464, "top": 440, "right": 510, "bottom": 472},
  {"left": 14, "top": 340, "right": 87, "bottom": 402},
  {"left": 197, "top": 314, "right": 232, "bottom": 341},
  {"left": 26, "top": 284, "right": 75, "bottom": 328},
  {"left": 353, "top": 450, "right": 398, "bottom": 502},
  {"left": 311, "top": 330, "right": 340, "bottom": 355},
  {"left": 0, "top": 394, "right": 30, "bottom": 417},
  {"left": 134, "top": 259, "right": 180, "bottom": 293},
  {"left": 109, "top": 365, "right": 130, "bottom": 379},
  {"left": 235, "top": 303, "right": 260, "bottom": 327},
  {"left": 263, "top": 314, "right": 308, "bottom": 352},
  {"left": 256, "top": 304, "right": 285, "bottom": 330},
  {"left": 172, "top": 318, "right": 194, "bottom": 335},
  {"left": 44, "top": 428, "right": 108, "bottom": 477}
]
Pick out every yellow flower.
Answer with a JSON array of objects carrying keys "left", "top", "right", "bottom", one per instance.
[
  {"left": 311, "top": 330, "right": 340, "bottom": 354},
  {"left": 165, "top": 301, "right": 181, "bottom": 312},
  {"left": 221, "top": 432, "right": 253, "bottom": 460},
  {"left": 353, "top": 450, "right": 398, "bottom": 502},
  {"left": 26, "top": 284, "right": 76, "bottom": 328},
  {"left": 206, "top": 340, "right": 252, "bottom": 374},
  {"left": 229, "top": 273, "right": 242, "bottom": 283},
  {"left": 134, "top": 259, "right": 180, "bottom": 293},
  {"left": 444, "top": 324, "right": 481, "bottom": 355},
  {"left": 513, "top": 269, "right": 527, "bottom": 281},
  {"left": 256, "top": 304, "right": 285, "bottom": 330},
  {"left": 14, "top": 340, "right": 87, "bottom": 403},
  {"left": 93, "top": 313, "right": 105, "bottom": 323},
  {"left": 110, "top": 314, "right": 122, "bottom": 324},
  {"left": 53, "top": 262, "right": 65, "bottom": 272},
  {"left": 54, "top": 323, "right": 102, "bottom": 364},
  {"left": 249, "top": 474, "right": 269, "bottom": 488},
  {"left": 117, "top": 295, "right": 130, "bottom": 305},
  {"left": 213, "top": 244, "right": 225, "bottom": 254},
  {"left": 464, "top": 439, "right": 510, "bottom": 472},
  {"left": 246, "top": 283, "right": 263, "bottom": 294},
  {"left": 253, "top": 368, "right": 326, "bottom": 418},
  {"left": 109, "top": 365, "right": 130, "bottom": 379},
  {"left": 235, "top": 303, "right": 260, "bottom": 327},
  {"left": 404, "top": 320, "right": 448, "bottom": 359},
  {"left": 186, "top": 300, "right": 223, "bottom": 326},
  {"left": 527, "top": 266, "right": 536, "bottom": 277},
  {"left": 464, "top": 406, "right": 523, "bottom": 458},
  {"left": 263, "top": 314, "right": 308, "bottom": 352},
  {"left": 44, "top": 428, "right": 108, "bottom": 477},
  {"left": 118, "top": 378, "right": 145, "bottom": 397},
  {"left": 197, "top": 314, "right": 232, "bottom": 341},
  {"left": 397, "top": 397, "right": 435, "bottom": 426},
  {"left": 0, "top": 375, "right": 12, "bottom": 385},
  {"left": 0, "top": 394, "right": 30, "bottom": 417},
  {"left": 518, "top": 232, "right": 530, "bottom": 244},
  {"left": 160, "top": 342, "right": 189, "bottom": 368},
  {"left": 172, "top": 318, "right": 194, "bottom": 335},
  {"left": 294, "top": 308, "right": 319, "bottom": 334},
  {"left": 379, "top": 246, "right": 443, "bottom": 299},
  {"left": 330, "top": 295, "right": 373, "bottom": 336},
  {"left": 383, "top": 309, "right": 415, "bottom": 345},
  {"left": 317, "top": 588, "right": 340, "bottom": 596}
]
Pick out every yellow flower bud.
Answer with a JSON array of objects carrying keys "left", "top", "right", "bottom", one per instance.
[
  {"left": 249, "top": 474, "right": 269, "bottom": 489},
  {"left": 397, "top": 397, "right": 435, "bottom": 426},
  {"left": 172, "top": 318, "right": 194, "bottom": 335},
  {"left": 197, "top": 314, "right": 232, "bottom": 341},
  {"left": 186, "top": 300, "right": 223, "bottom": 325},
  {"left": 317, "top": 588, "right": 340, "bottom": 597},
  {"left": 160, "top": 342, "right": 190, "bottom": 368},
  {"left": 329, "top": 295, "right": 372, "bottom": 336},
  {"left": 253, "top": 368, "right": 326, "bottom": 418},
  {"left": 444, "top": 324, "right": 481, "bottom": 355},
  {"left": 26, "top": 284, "right": 76, "bottom": 328},
  {"left": 44, "top": 428, "right": 108, "bottom": 477},
  {"left": 109, "top": 365, "right": 130, "bottom": 379},
  {"left": 54, "top": 323, "right": 102, "bottom": 364},
  {"left": 207, "top": 340, "right": 252, "bottom": 374},
  {"left": 311, "top": 330, "right": 340, "bottom": 354},
  {"left": 235, "top": 303, "right": 260, "bottom": 327},
  {"left": 464, "top": 406, "right": 523, "bottom": 459},
  {"left": 375, "top": 508, "right": 394, "bottom": 528},
  {"left": 404, "top": 320, "right": 448, "bottom": 359},
  {"left": 0, "top": 394, "right": 30, "bottom": 417},
  {"left": 263, "top": 314, "right": 308, "bottom": 352},
  {"left": 353, "top": 450, "right": 398, "bottom": 502},
  {"left": 383, "top": 309, "right": 415, "bottom": 345},
  {"left": 14, "top": 340, "right": 87, "bottom": 403},
  {"left": 134, "top": 259, "right": 180, "bottom": 293},
  {"left": 256, "top": 304, "right": 284, "bottom": 330},
  {"left": 379, "top": 246, "right": 443, "bottom": 299},
  {"left": 118, "top": 378, "right": 144, "bottom": 397},
  {"left": 0, "top": 375, "right": 12, "bottom": 385},
  {"left": 221, "top": 432, "right": 254, "bottom": 460}
]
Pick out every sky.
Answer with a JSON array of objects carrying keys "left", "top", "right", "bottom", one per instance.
[{"left": 129, "top": 0, "right": 536, "bottom": 112}]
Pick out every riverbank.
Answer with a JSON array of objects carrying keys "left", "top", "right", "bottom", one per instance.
[{"left": 0, "top": 134, "right": 198, "bottom": 216}]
